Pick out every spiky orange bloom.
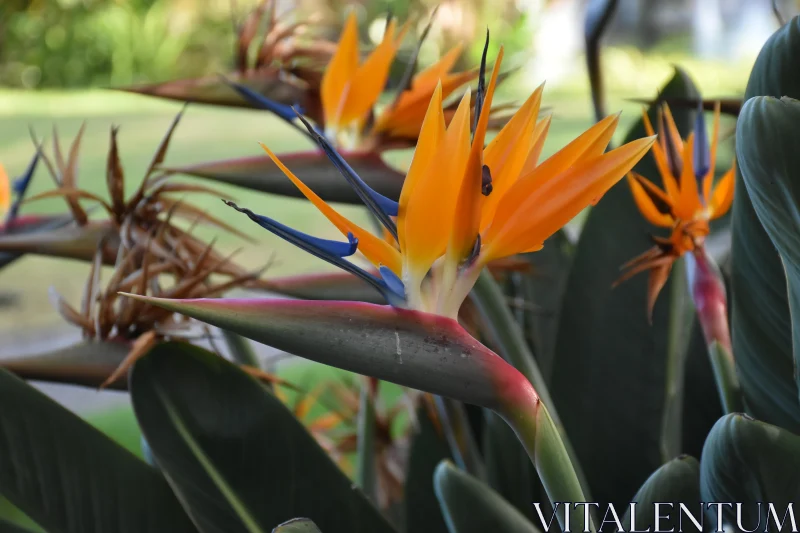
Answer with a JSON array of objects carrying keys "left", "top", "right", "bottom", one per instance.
[
  {"left": 618, "top": 102, "right": 736, "bottom": 318},
  {"left": 321, "top": 12, "right": 485, "bottom": 151},
  {"left": 230, "top": 45, "right": 655, "bottom": 320}
]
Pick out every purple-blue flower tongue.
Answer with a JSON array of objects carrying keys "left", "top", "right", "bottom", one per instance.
[
  {"left": 293, "top": 112, "right": 400, "bottom": 241},
  {"left": 223, "top": 200, "right": 404, "bottom": 304},
  {"left": 693, "top": 102, "right": 711, "bottom": 204}
]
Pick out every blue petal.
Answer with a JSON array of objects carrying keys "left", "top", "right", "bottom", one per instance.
[
  {"left": 379, "top": 265, "right": 405, "bottom": 298},
  {"left": 693, "top": 103, "right": 711, "bottom": 203},
  {"left": 294, "top": 113, "right": 400, "bottom": 239},
  {"left": 224, "top": 200, "right": 404, "bottom": 303}
]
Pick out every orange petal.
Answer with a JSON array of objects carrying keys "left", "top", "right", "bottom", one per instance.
[
  {"left": 488, "top": 112, "right": 622, "bottom": 238},
  {"left": 0, "top": 163, "right": 9, "bottom": 214},
  {"left": 710, "top": 160, "right": 736, "bottom": 220},
  {"left": 448, "top": 47, "right": 505, "bottom": 264},
  {"left": 518, "top": 115, "right": 552, "bottom": 178},
  {"left": 403, "top": 89, "right": 472, "bottom": 280},
  {"left": 704, "top": 101, "right": 722, "bottom": 202},
  {"left": 321, "top": 11, "right": 360, "bottom": 128},
  {"left": 374, "top": 59, "right": 476, "bottom": 139},
  {"left": 661, "top": 103, "right": 685, "bottom": 156},
  {"left": 259, "top": 143, "right": 402, "bottom": 275},
  {"left": 412, "top": 42, "right": 465, "bottom": 90},
  {"left": 340, "top": 19, "right": 403, "bottom": 127},
  {"left": 627, "top": 173, "right": 674, "bottom": 227},
  {"left": 642, "top": 107, "right": 680, "bottom": 201},
  {"left": 675, "top": 132, "right": 701, "bottom": 220},
  {"left": 480, "top": 82, "right": 543, "bottom": 230},
  {"left": 398, "top": 82, "right": 445, "bottom": 254},
  {"left": 483, "top": 136, "right": 657, "bottom": 261}
]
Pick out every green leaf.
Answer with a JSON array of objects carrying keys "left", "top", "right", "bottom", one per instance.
[
  {"left": 681, "top": 322, "right": 724, "bottom": 459},
  {"left": 355, "top": 385, "right": 378, "bottom": 504},
  {"left": 731, "top": 16, "right": 800, "bottom": 432},
  {"left": 130, "top": 341, "right": 396, "bottom": 533},
  {"left": 0, "top": 367, "right": 196, "bottom": 533},
  {"left": 0, "top": 518, "right": 40, "bottom": 533},
  {"left": 508, "top": 231, "right": 574, "bottom": 383},
  {"left": 272, "top": 518, "right": 323, "bottom": 533},
  {"left": 700, "top": 413, "right": 800, "bottom": 531},
  {"left": 404, "top": 406, "right": 453, "bottom": 533},
  {"left": 621, "top": 456, "right": 703, "bottom": 532},
  {"left": 1, "top": 341, "right": 130, "bottom": 390},
  {"left": 164, "top": 151, "right": 404, "bottom": 204},
  {"left": 550, "top": 67, "right": 701, "bottom": 507},
  {"left": 433, "top": 461, "right": 542, "bottom": 533},
  {"left": 737, "top": 95, "right": 800, "bottom": 423}
]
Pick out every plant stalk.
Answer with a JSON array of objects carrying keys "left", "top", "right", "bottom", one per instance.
[
  {"left": 469, "top": 269, "right": 592, "bottom": 502},
  {"left": 496, "top": 374, "right": 595, "bottom": 533},
  {"left": 685, "top": 247, "right": 743, "bottom": 414},
  {"left": 660, "top": 256, "right": 694, "bottom": 461}
]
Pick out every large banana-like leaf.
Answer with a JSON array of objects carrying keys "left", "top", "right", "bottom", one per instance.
[
  {"left": 549, "top": 68, "right": 703, "bottom": 507},
  {"left": 737, "top": 95, "right": 800, "bottom": 420},
  {"left": 730, "top": 15, "right": 800, "bottom": 432},
  {"left": 621, "top": 456, "right": 703, "bottom": 532},
  {"left": 700, "top": 413, "right": 800, "bottom": 531},
  {"left": 0, "top": 518, "right": 39, "bottom": 533},
  {"left": 1, "top": 341, "right": 129, "bottom": 390},
  {"left": 164, "top": 150, "right": 404, "bottom": 204},
  {"left": 130, "top": 341, "right": 396, "bottom": 533},
  {"left": 0, "top": 367, "right": 197, "bottom": 533},
  {"left": 404, "top": 406, "right": 452, "bottom": 533},
  {"left": 433, "top": 461, "right": 542, "bottom": 533}
]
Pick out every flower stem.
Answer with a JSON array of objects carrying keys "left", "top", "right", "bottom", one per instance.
[
  {"left": 685, "top": 247, "right": 743, "bottom": 414},
  {"left": 660, "top": 256, "right": 694, "bottom": 461},
  {"left": 469, "top": 268, "right": 593, "bottom": 501},
  {"left": 496, "top": 373, "right": 595, "bottom": 532}
]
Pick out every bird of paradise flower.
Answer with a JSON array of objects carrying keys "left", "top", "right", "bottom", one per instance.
[
  {"left": 218, "top": 37, "right": 656, "bottom": 319},
  {"left": 615, "top": 102, "right": 736, "bottom": 319}
]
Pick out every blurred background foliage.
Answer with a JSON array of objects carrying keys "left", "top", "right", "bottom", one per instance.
[
  {"left": 0, "top": 0, "right": 533, "bottom": 89},
  {"left": 6, "top": 0, "right": 797, "bottom": 90}
]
